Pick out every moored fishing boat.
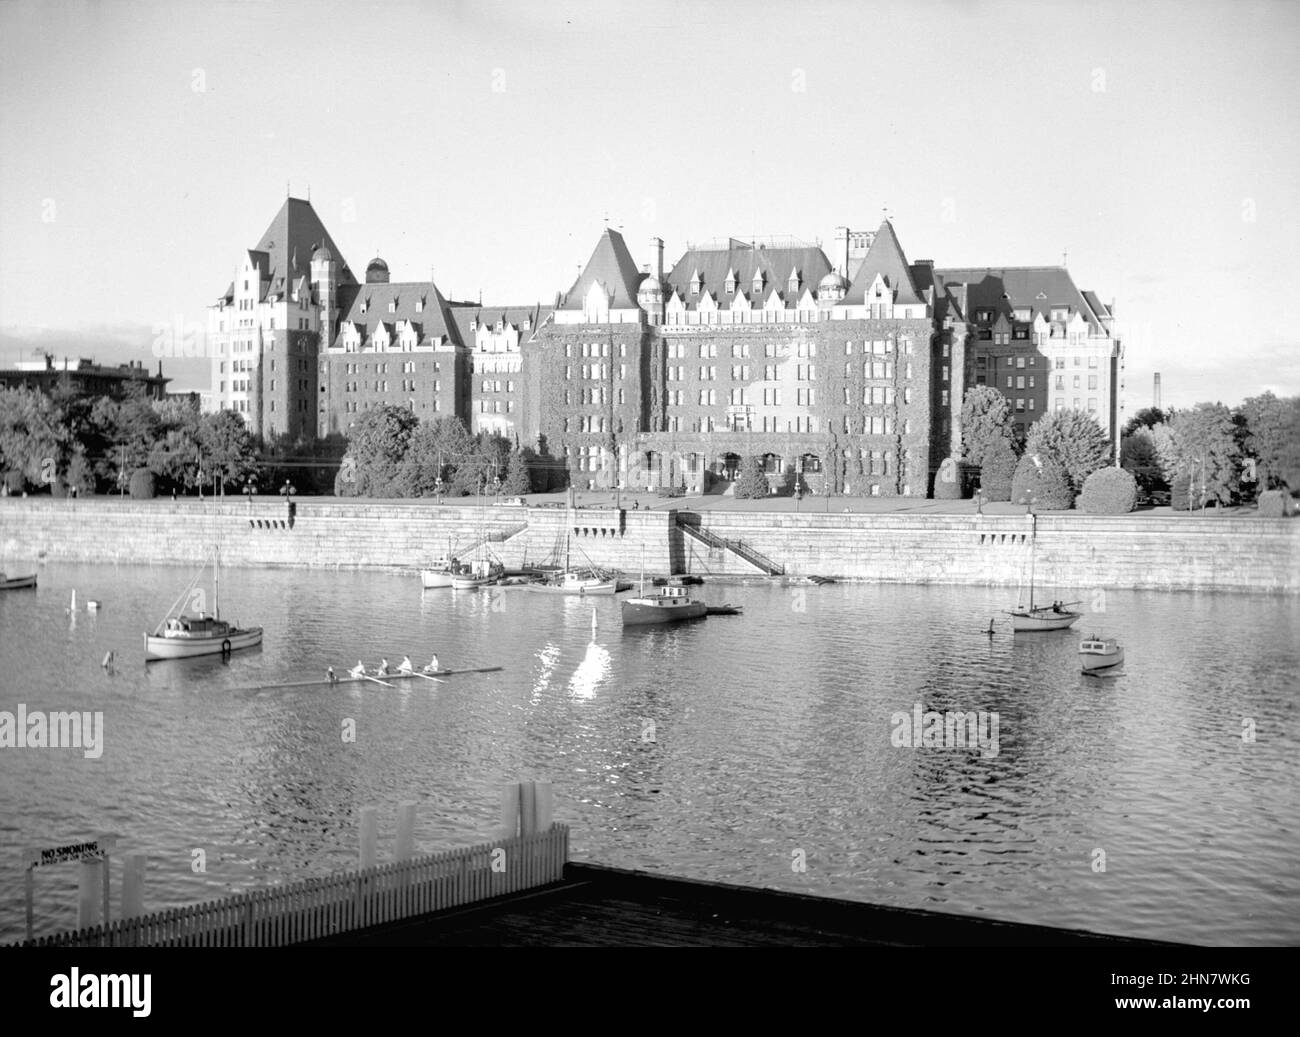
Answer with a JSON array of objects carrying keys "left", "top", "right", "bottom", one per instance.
[
  {"left": 1079, "top": 636, "right": 1124, "bottom": 671},
  {"left": 525, "top": 569, "right": 630, "bottom": 595},
  {"left": 620, "top": 584, "right": 708, "bottom": 626},
  {"left": 0, "top": 572, "right": 37, "bottom": 591},
  {"left": 451, "top": 559, "right": 504, "bottom": 589},
  {"left": 1004, "top": 513, "right": 1080, "bottom": 632},
  {"left": 144, "top": 547, "right": 262, "bottom": 661},
  {"left": 420, "top": 556, "right": 470, "bottom": 589}
]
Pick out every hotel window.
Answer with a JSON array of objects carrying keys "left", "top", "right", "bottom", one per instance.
[
  {"left": 1028, "top": 398, "right": 1035, "bottom": 411},
  {"left": 845, "top": 341, "right": 853, "bottom": 355},
  {"left": 1016, "top": 398, "right": 1025, "bottom": 411},
  {"left": 1055, "top": 358, "right": 1065, "bottom": 369},
  {"left": 1016, "top": 356, "right": 1025, "bottom": 368},
  {"left": 1006, "top": 376, "right": 1013, "bottom": 389},
  {"left": 1016, "top": 376, "right": 1024, "bottom": 389},
  {"left": 1088, "top": 375, "right": 1097, "bottom": 390},
  {"left": 1055, "top": 376, "right": 1064, "bottom": 390},
  {"left": 1056, "top": 400, "right": 1064, "bottom": 412},
  {"left": 942, "top": 366, "right": 949, "bottom": 382},
  {"left": 903, "top": 388, "right": 912, "bottom": 404},
  {"left": 1074, "top": 357, "right": 1083, "bottom": 366},
  {"left": 566, "top": 366, "right": 571, "bottom": 380},
  {"left": 942, "top": 341, "right": 950, "bottom": 358},
  {"left": 1088, "top": 398, "right": 1097, "bottom": 412},
  {"left": 618, "top": 389, "right": 624, "bottom": 404},
  {"left": 941, "top": 391, "right": 949, "bottom": 406},
  {"left": 1088, "top": 356, "right": 1098, "bottom": 368},
  {"left": 1029, "top": 376, "right": 1035, "bottom": 388},
  {"left": 1073, "top": 397, "right": 1081, "bottom": 409}
]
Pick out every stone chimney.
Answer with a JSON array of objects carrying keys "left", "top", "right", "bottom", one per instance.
[
  {"left": 650, "top": 237, "right": 664, "bottom": 284},
  {"left": 833, "top": 227, "right": 850, "bottom": 279}
]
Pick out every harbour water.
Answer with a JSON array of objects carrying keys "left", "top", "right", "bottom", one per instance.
[{"left": 0, "top": 562, "right": 1296, "bottom": 945}]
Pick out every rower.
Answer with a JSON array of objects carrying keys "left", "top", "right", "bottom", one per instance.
[
  {"left": 327, "top": 666, "right": 338, "bottom": 684},
  {"left": 349, "top": 660, "right": 366, "bottom": 679},
  {"left": 398, "top": 656, "right": 414, "bottom": 675},
  {"left": 423, "top": 653, "right": 440, "bottom": 674},
  {"left": 378, "top": 658, "right": 391, "bottom": 677}
]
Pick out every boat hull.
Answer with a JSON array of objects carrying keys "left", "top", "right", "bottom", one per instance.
[
  {"left": 525, "top": 581, "right": 622, "bottom": 595},
  {"left": 1008, "top": 609, "right": 1080, "bottom": 632},
  {"left": 1080, "top": 647, "right": 1124, "bottom": 670},
  {"left": 0, "top": 575, "right": 37, "bottom": 590},
  {"left": 420, "top": 570, "right": 455, "bottom": 589},
  {"left": 620, "top": 600, "right": 708, "bottom": 626},
  {"left": 144, "top": 626, "right": 263, "bottom": 661},
  {"left": 451, "top": 576, "right": 498, "bottom": 589}
]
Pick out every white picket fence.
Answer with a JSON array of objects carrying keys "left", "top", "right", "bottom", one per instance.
[{"left": 14, "top": 823, "right": 569, "bottom": 947}]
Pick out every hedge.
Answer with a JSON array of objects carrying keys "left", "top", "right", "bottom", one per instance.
[
  {"left": 128, "top": 469, "right": 156, "bottom": 500},
  {"left": 981, "top": 446, "right": 1018, "bottom": 502},
  {"left": 1078, "top": 467, "right": 1138, "bottom": 514},
  {"left": 933, "top": 459, "right": 963, "bottom": 499},
  {"left": 1011, "top": 455, "right": 1074, "bottom": 510},
  {"left": 1257, "top": 489, "right": 1297, "bottom": 517}
]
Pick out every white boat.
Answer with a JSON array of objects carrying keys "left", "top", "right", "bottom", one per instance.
[
  {"left": 1079, "top": 636, "right": 1124, "bottom": 671},
  {"left": 1005, "top": 514, "right": 1080, "bottom": 632},
  {"left": 525, "top": 569, "right": 629, "bottom": 595},
  {"left": 0, "top": 572, "right": 37, "bottom": 591},
  {"left": 144, "top": 547, "right": 262, "bottom": 661},
  {"left": 421, "top": 556, "right": 470, "bottom": 589},
  {"left": 451, "top": 559, "right": 504, "bottom": 589}
]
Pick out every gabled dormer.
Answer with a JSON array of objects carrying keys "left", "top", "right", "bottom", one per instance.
[
  {"left": 730, "top": 288, "right": 750, "bottom": 311},
  {"left": 697, "top": 289, "right": 717, "bottom": 314},
  {"left": 666, "top": 290, "right": 687, "bottom": 320},
  {"left": 798, "top": 287, "right": 817, "bottom": 312},
  {"left": 689, "top": 268, "right": 702, "bottom": 296},
  {"left": 725, "top": 267, "right": 737, "bottom": 295},
  {"left": 868, "top": 272, "right": 890, "bottom": 303},
  {"left": 787, "top": 266, "right": 800, "bottom": 294},
  {"left": 416, "top": 295, "right": 425, "bottom": 314},
  {"left": 764, "top": 287, "right": 785, "bottom": 312},
  {"left": 752, "top": 268, "right": 764, "bottom": 294},
  {"left": 583, "top": 280, "right": 612, "bottom": 322},
  {"left": 388, "top": 296, "right": 398, "bottom": 314}
]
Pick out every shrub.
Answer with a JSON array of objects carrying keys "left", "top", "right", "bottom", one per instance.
[
  {"left": 1171, "top": 472, "right": 1192, "bottom": 511},
  {"left": 933, "top": 458, "right": 963, "bottom": 499},
  {"left": 1257, "top": 489, "right": 1297, "bottom": 517},
  {"left": 982, "top": 444, "right": 1018, "bottom": 502},
  {"left": 128, "top": 469, "right": 156, "bottom": 500},
  {"left": 1011, "top": 455, "right": 1074, "bottom": 510},
  {"left": 1078, "top": 466, "right": 1138, "bottom": 514},
  {"left": 732, "top": 456, "right": 770, "bottom": 499}
]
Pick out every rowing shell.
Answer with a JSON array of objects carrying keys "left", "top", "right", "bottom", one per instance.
[{"left": 240, "top": 666, "right": 503, "bottom": 692}]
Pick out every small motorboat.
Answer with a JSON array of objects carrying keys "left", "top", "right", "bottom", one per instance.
[
  {"left": 0, "top": 572, "right": 38, "bottom": 591},
  {"left": 620, "top": 584, "right": 707, "bottom": 626},
  {"left": 421, "top": 556, "right": 469, "bottom": 589},
  {"left": 525, "top": 569, "right": 629, "bottom": 595},
  {"left": 1079, "top": 636, "right": 1124, "bottom": 672}
]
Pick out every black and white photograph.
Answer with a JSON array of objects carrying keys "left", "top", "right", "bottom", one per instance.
[{"left": 0, "top": 0, "right": 1295, "bottom": 1010}]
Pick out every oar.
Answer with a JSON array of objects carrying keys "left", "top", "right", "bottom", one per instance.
[
  {"left": 403, "top": 670, "right": 447, "bottom": 684},
  {"left": 357, "top": 673, "right": 396, "bottom": 688}
]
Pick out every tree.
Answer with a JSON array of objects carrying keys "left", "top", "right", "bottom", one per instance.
[
  {"left": 960, "top": 386, "right": 1017, "bottom": 469},
  {"left": 1122, "top": 406, "right": 1168, "bottom": 437},
  {"left": 1150, "top": 422, "right": 1181, "bottom": 485},
  {"left": 1024, "top": 409, "right": 1112, "bottom": 496},
  {"left": 501, "top": 449, "right": 533, "bottom": 496},
  {"left": 1168, "top": 403, "right": 1241, "bottom": 507},
  {"left": 1121, "top": 427, "right": 1162, "bottom": 491},
  {"left": 0, "top": 387, "right": 66, "bottom": 490},
  {"left": 345, "top": 405, "right": 419, "bottom": 497},
  {"left": 732, "top": 455, "right": 770, "bottom": 499},
  {"left": 198, "top": 410, "right": 257, "bottom": 490},
  {"left": 981, "top": 440, "right": 1018, "bottom": 502},
  {"left": 1240, "top": 393, "right": 1300, "bottom": 491},
  {"left": 395, "top": 417, "right": 474, "bottom": 497},
  {"left": 1011, "top": 453, "right": 1074, "bottom": 510}
]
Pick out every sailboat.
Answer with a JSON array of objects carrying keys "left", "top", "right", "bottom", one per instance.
[
  {"left": 1004, "top": 514, "right": 1081, "bottom": 632},
  {"left": 525, "top": 534, "right": 631, "bottom": 595},
  {"left": 144, "top": 546, "right": 263, "bottom": 660}
]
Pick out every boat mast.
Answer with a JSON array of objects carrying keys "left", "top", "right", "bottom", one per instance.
[
  {"left": 640, "top": 543, "right": 645, "bottom": 596},
  {"left": 214, "top": 545, "right": 220, "bottom": 620},
  {"left": 1028, "top": 514, "right": 1036, "bottom": 611}
]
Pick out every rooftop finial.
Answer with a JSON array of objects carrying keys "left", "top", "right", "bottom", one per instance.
[{"left": 1062, "top": 249, "right": 1068, "bottom": 267}]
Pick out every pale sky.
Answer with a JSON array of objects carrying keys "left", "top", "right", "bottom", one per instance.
[{"left": 2, "top": 0, "right": 1297, "bottom": 404}]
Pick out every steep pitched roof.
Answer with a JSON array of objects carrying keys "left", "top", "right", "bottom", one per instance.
[
  {"left": 664, "top": 241, "right": 831, "bottom": 310},
  {"left": 450, "top": 304, "right": 544, "bottom": 346},
  {"left": 841, "top": 220, "right": 922, "bottom": 306},
  {"left": 559, "top": 229, "right": 644, "bottom": 310},
  {"left": 932, "top": 266, "right": 1103, "bottom": 333},
  {"left": 338, "top": 280, "right": 464, "bottom": 347},
  {"left": 253, "top": 197, "right": 357, "bottom": 292}
]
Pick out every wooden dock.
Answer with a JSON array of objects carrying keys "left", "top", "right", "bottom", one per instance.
[{"left": 303, "top": 862, "right": 1186, "bottom": 947}]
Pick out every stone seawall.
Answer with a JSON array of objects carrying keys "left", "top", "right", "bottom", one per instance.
[{"left": 1, "top": 499, "right": 1295, "bottom": 593}]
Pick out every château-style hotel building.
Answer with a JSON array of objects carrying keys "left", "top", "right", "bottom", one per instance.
[{"left": 206, "top": 197, "right": 1124, "bottom": 495}]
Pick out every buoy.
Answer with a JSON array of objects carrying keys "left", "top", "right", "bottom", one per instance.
[
  {"left": 69, "top": 589, "right": 77, "bottom": 613},
  {"left": 87, "top": 600, "right": 101, "bottom": 611},
  {"left": 591, "top": 606, "right": 598, "bottom": 637}
]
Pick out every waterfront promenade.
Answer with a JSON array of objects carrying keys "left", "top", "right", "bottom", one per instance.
[{"left": 1, "top": 492, "right": 1295, "bottom": 592}]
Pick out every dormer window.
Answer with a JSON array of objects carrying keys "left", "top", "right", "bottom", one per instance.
[
  {"left": 725, "top": 268, "right": 736, "bottom": 295},
  {"left": 788, "top": 268, "right": 800, "bottom": 293},
  {"left": 689, "top": 269, "right": 702, "bottom": 295},
  {"left": 752, "top": 270, "right": 763, "bottom": 293},
  {"left": 1051, "top": 307, "right": 1069, "bottom": 322},
  {"left": 416, "top": 297, "right": 424, "bottom": 313},
  {"left": 976, "top": 309, "right": 993, "bottom": 323},
  {"left": 388, "top": 299, "right": 397, "bottom": 313},
  {"left": 360, "top": 299, "right": 368, "bottom": 313}
]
